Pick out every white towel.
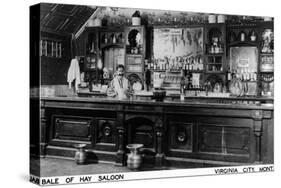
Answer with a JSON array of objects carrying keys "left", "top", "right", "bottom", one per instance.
[{"left": 67, "top": 58, "right": 81, "bottom": 90}]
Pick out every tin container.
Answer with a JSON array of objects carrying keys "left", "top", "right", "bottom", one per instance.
[
  {"left": 74, "top": 144, "right": 87, "bottom": 165},
  {"left": 126, "top": 144, "right": 143, "bottom": 170}
]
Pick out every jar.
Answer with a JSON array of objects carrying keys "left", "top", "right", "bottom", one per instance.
[
  {"left": 217, "top": 15, "right": 226, "bottom": 23},
  {"left": 126, "top": 144, "right": 143, "bottom": 170},
  {"left": 74, "top": 144, "right": 87, "bottom": 165},
  {"left": 132, "top": 10, "right": 141, "bottom": 25},
  {"left": 132, "top": 17, "right": 141, "bottom": 25},
  {"left": 208, "top": 14, "right": 216, "bottom": 23}
]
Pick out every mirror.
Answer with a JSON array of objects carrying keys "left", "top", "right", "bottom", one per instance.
[
  {"left": 229, "top": 46, "right": 258, "bottom": 96},
  {"left": 229, "top": 46, "right": 258, "bottom": 72},
  {"left": 152, "top": 27, "right": 203, "bottom": 59}
]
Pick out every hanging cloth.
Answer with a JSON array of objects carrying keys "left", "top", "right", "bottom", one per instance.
[{"left": 67, "top": 58, "right": 81, "bottom": 91}]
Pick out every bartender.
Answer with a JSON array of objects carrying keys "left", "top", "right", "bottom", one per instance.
[{"left": 106, "top": 64, "right": 133, "bottom": 99}]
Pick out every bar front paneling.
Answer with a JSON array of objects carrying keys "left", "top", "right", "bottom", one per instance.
[{"left": 38, "top": 96, "right": 273, "bottom": 168}]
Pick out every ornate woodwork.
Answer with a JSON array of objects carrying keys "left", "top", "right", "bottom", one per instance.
[{"left": 40, "top": 96, "right": 273, "bottom": 167}]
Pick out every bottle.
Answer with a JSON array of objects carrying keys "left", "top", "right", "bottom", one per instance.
[
  {"left": 112, "top": 34, "right": 116, "bottom": 44},
  {"left": 191, "top": 62, "right": 194, "bottom": 71},
  {"left": 165, "top": 63, "right": 168, "bottom": 70},
  {"left": 250, "top": 31, "right": 257, "bottom": 41},
  {"left": 180, "top": 77, "right": 185, "bottom": 100},
  {"left": 215, "top": 43, "right": 219, "bottom": 54},
  {"left": 253, "top": 72, "right": 257, "bottom": 81},
  {"left": 145, "top": 68, "right": 151, "bottom": 91},
  {"left": 218, "top": 42, "right": 223, "bottom": 53},
  {"left": 104, "top": 34, "right": 108, "bottom": 43},
  {"left": 227, "top": 68, "right": 232, "bottom": 81},
  {"left": 240, "top": 31, "right": 246, "bottom": 42},
  {"left": 222, "top": 85, "right": 227, "bottom": 93},
  {"left": 180, "top": 77, "right": 185, "bottom": 94},
  {"left": 144, "top": 59, "right": 149, "bottom": 69},
  {"left": 150, "top": 58, "right": 154, "bottom": 70},
  {"left": 211, "top": 45, "right": 215, "bottom": 54},
  {"left": 179, "top": 62, "right": 182, "bottom": 70}
]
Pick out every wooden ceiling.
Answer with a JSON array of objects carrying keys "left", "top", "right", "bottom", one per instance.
[{"left": 40, "top": 3, "right": 96, "bottom": 35}]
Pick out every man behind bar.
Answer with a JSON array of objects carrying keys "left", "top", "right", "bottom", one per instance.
[{"left": 106, "top": 64, "right": 133, "bottom": 99}]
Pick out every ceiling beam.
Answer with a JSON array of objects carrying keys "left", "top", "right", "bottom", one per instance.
[{"left": 74, "top": 7, "right": 100, "bottom": 39}]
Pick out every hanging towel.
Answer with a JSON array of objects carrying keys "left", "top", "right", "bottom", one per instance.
[{"left": 67, "top": 58, "right": 81, "bottom": 90}]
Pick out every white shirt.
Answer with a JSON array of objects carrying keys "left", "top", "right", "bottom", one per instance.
[{"left": 107, "top": 76, "right": 132, "bottom": 99}]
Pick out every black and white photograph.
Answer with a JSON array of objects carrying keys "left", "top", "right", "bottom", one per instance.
[
  {"left": 29, "top": 1, "right": 275, "bottom": 185},
  {"left": 30, "top": 3, "right": 274, "bottom": 185},
  {"left": 2, "top": 0, "right": 280, "bottom": 187}
]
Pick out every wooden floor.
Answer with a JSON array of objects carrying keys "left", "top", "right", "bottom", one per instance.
[
  {"left": 30, "top": 157, "right": 175, "bottom": 177},
  {"left": 30, "top": 157, "right": 130, "bottom": 177}
]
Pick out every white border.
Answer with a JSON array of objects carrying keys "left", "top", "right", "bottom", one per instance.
[{"left": 30, "top": 164, "right": 274, "bottom": 186}]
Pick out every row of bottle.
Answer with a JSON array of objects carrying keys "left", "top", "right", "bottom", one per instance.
[
  {"left": 228, "top": 31, "right": 258, "bottom": 43},
  {"left": 180, "top": 83, "right": 228, "bottom": 95},
  {"left": 127, "top": 45, "right": 143, "bottom": 54},
  {"left": 261, "top": 55, "right": 274, "bottom": 64},
  {"left": 101, "top": 33, "right": 124, "bottom": 44},
  {"left": 182, "top": 84, "right": 206, "bottom": 91},
  {"left": 227, "top": 68, "right": 258, "bottom": 81},
  {"left": 146, "top": 56, "right": 204, "bottom": 71},
  {"left": 208, "top": 43, "right": 224, "bottom": 54},
  {"left": 208, "top": 37, "right": 224, "bottom": 54},
  {"left": 180, "top": 76, "right": 205, "bottom": 93}
]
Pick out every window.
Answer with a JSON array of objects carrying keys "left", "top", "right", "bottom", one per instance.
[{"left": 40, "top": 39, "right": 62, "bottom": 58}]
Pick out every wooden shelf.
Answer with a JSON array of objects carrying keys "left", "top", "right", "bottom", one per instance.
[
  {"left": 151, "top": 69, "right": 166, "bottom": 72},
  {"left": 100, "top": 43, "right": 124, "bottom": 49},
  {"left": 205, "top": 71, "right": 224, "bottom": 74},
  {"left": 166, "top": 70, "right": 182, "bottom": 73},
  {"left": 205, "top": 53, "right": 224, "bottom": 56},
  {"left": 260, "top": 52, "right": 274, "bottom": 55},
  {"left": 126, "top": 54, "right": 143, "bottom": 57},
  {"left": 185, "top": 70, "right": 204, "bottom": 73},
  {"left": 227, "top": 41, "right": 258, "bottom": 47},
  {"left": 260, "top": 70, "right": 274, "bottom": 73}
]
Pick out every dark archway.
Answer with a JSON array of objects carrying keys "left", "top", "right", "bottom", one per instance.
[{"left": 125, "top": 117, "right": 155, "bottom": 149}]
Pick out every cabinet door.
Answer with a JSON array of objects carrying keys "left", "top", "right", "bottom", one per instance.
[
  {"left": 50, "top": 115, "right": 94, "bottom": 147},
  {"left": 204, "top": 23, "right": 226, "bottom": 74},
  {"left": 94, "top": 119, "right": 117, "bottom": 151},
  {"left": 198, "top": 124, "right": 251, "bottom": 156},
  {"left": 168, "top": 121, "right": 193, "bottom": 153},
  {"left": 127, "top": 117, "right": 154, "bottom": 150}
]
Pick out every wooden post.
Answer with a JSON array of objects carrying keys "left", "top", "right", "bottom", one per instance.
[
  {"left": 115, "top": 108, "right": 126, "bottom": 166},
  {"left": 40, "top": 106, "right": 48, "bottom": 157},
  {"left": 155, "top": 117, "right": 165, "bottom": 167},
  {"left": 252, "top": 110, "right": 263, "bottom": 163}
]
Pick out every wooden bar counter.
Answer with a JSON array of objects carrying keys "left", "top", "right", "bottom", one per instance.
[{"left": 35, "top": 95, "right": 274, "bottom": 168}]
